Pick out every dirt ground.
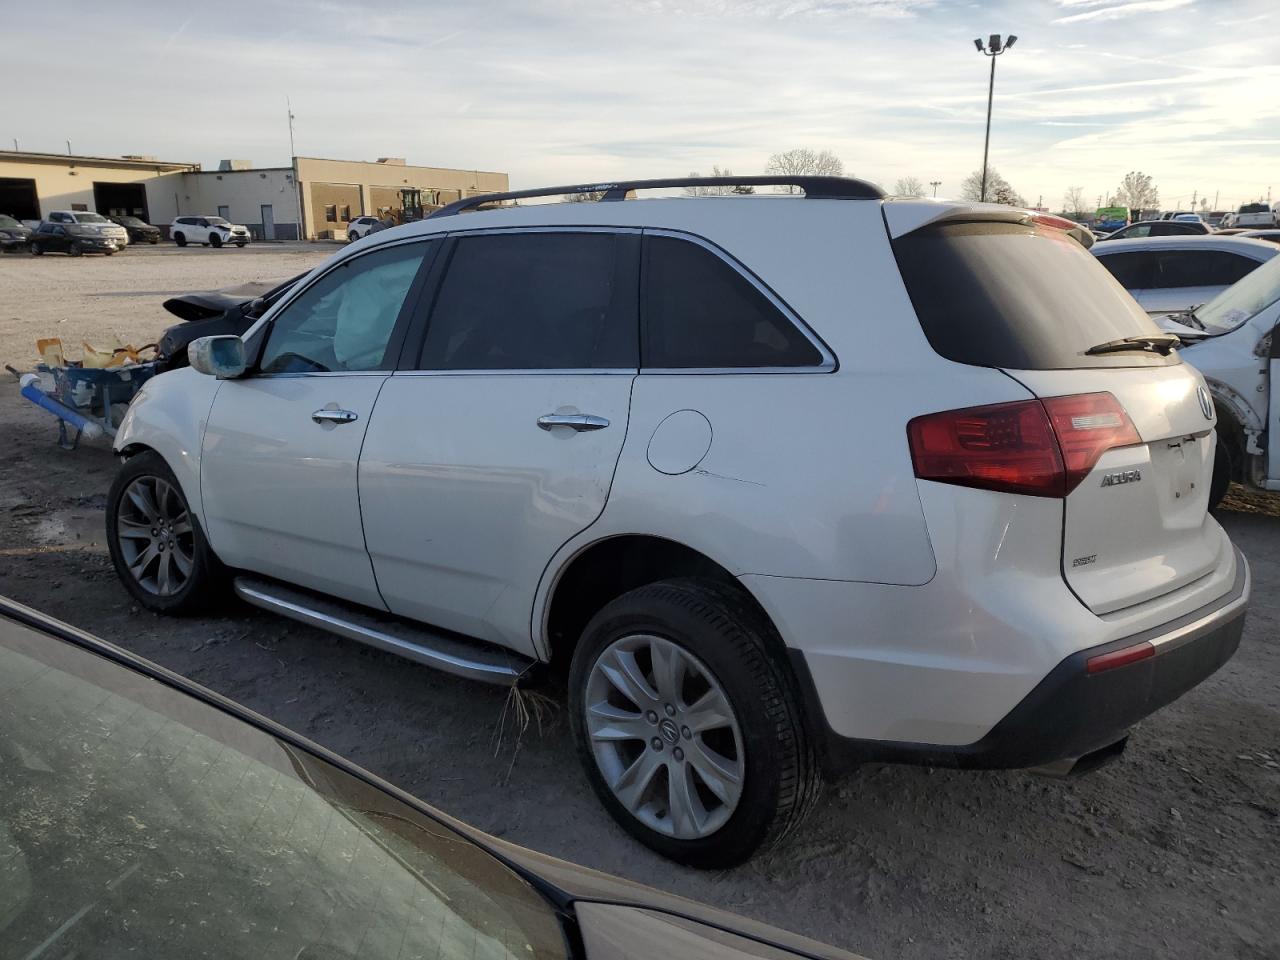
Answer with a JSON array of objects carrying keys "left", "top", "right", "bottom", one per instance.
[{"left": 1, "top": 244, "right": 1278, "bottom": 960}]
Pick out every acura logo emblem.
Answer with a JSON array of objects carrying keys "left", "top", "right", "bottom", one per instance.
[{"left": 1197, "top": 385, "right": 1213, "bottom": 421}]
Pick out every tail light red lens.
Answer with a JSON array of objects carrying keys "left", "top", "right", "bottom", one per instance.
[{"left": 908, "top": 392, "right": 1140, "bottom": 498}]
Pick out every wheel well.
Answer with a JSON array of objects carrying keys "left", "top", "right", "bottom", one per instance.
[
  {"left": 545, "top": 536, "right": 762, "bottom": 670},
  {"left": 116, "top": 442, "right": 154, "bottom": 461},
  {"left": 1213, "top": 403, "right": 1245, "bottom": 482}
]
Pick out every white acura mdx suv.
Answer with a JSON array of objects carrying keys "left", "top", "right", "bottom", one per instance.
[{"left": 107, "top": 176, "right": 1250, "bottom": 868}]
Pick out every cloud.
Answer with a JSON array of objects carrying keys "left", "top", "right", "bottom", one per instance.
[{"left": 1052, "top": 0, "right": 1194, "bottom": 24}]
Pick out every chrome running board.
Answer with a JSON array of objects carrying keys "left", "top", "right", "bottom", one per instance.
[{"left": 232, "top": 576, "right": 532, "bottom": 686}]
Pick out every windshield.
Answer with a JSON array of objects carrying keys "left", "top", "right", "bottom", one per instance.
[
  {"left": 0, "top": 215, "right": 21, "bottom": 228},
  {"left": 76, "top": 213, "right": 111, "bottom": 223},
  {"left": 0, "top": 618, "right": 567, "bottom": 960},
  {"left": 1194, "top": 255, "right": 1280, "bottom": 335},
  {"left": 207, "top": 216, "right": 229, "bottom": 225},
  {"left": 116, "top": 216, "right": 144, "bottom": 226}
]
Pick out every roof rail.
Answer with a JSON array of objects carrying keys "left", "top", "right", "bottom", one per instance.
[{"left": 427, "top": 175, "right": 886, "bottom": 219}]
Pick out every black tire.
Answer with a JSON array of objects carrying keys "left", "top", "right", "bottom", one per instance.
[
  {"left": 235, "top": 241, "right": 247, "bottom": 248},
  {"left": 569, "top": 578, "right": 820, "bottom": 868},
  {"left": 150, "top": 238, "right": 159, "bottom": 244},
  {"left": 210, "top": 233, "right": 223, "bottom": 248},
  {"left": 69, "top": 241, "right": 83, "bottom": 257},
  {"left": 1209, "top": 438, "right": 1232, "bottom": 510},
  {"left": 174, "top": 232, "right": 187, "bottom": 247},
  {"left": 31, "top": 243, "right": 42, "bottom": 256},
  {"left": 106, "top": 451, "right": 226, "bottom": 614},
  {"left": 105, "top": 249, "right": 114, "bottom": 256}
]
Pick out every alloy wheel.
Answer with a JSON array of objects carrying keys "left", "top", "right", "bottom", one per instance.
[
  {"left": 115, "top": 476, "right": 195, "bottom": 597},
  {"left": 584, "top": 634, "right": 745, "bottom": 840}
]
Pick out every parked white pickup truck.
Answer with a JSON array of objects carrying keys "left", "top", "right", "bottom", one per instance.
[{"left": 1163, "top": 254, "right": 1280, "bottom": 506}]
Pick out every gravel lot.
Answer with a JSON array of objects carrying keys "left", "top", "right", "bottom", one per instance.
[{"left": 1, "top": 244, "right": 1278, "bottom": 960}]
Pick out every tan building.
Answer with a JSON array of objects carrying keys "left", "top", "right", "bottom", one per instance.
[{"left": 0, "top": 150, "right": 509, "bottom": 241}]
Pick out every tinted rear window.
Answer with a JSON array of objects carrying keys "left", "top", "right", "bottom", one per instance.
[{"left": 892, "top": 221, "right": 1176, "bottom": 369}]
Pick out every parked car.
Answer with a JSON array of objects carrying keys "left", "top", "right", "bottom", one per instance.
[
  {"left": 46, "top": 210, "right": 129, "bottom": 247},
  {"left": 109, "top": 214, "right": 162, "bottom": 244},
  {"left": 1092, "top": 235, "right": 1278, "bottom": 318},
  {"left": 29, "top": 220, "right": 119, "bottom": 256},
  {"left": 1097, "top": 219, "right": 1210, "bottom": 241},
  {"left": 106, "top": 178, "right": 1250, "bottom": 867},
  {"left": 1238, "top": 229, "right": 1280, "bottom": 246},
  {"left": 1233, "top": 202, "right": 1276, "bottom": 229},
  {"left": 0, "top": 595, "right": 864, "bottom": 960},
  {"left": 346, "top": 215, "right": 383, "bottom": 242},
  {"left": 1173, "top": 213, "right": 1205, "bottom": 223},
  {"left": 170, "top": 215, "right": 251, "bottom": 248},
  {"left": 1154, "top": 255, "right": 1280, "bottom": 507},
  {"left": 0, "top": 213, "right": 33, "bottom": 251}
]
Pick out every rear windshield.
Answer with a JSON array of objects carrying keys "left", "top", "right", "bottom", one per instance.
[
  {"left": 1241, "top": 203, "right": 1269, "bottom": 214},
  {"left": 891, "top": 221, "right": 1178, "bottom": 369}
]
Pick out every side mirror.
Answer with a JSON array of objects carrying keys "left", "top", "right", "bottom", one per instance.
[{"left": 189, "top": 336, "right": 247, "bottom": 379}]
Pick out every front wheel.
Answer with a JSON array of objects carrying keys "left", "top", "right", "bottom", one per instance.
[
  {"left": 235, "top": 241, "right": 247, "bottom": 248},
  {"left": 569, "top": 579, "right": 819, "bottom": 868},
  {"left": 1209, "top": 438, "right": 1232, "bottom": 510},
  {"left": 31, "top": 243, "right": 43, "bottom": 255},
  {"left": 106, "top": 451, "right": 225, "bottom": 614},
  {"left": 210, "top": 233, "right": 223, "bottom": 248},
  {"left": 69, "top": 241, "right": 83, "bottom": 257}
]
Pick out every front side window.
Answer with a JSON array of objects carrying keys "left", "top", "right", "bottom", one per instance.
[
  {"left": 0, "top": 624, "right": 567, "bottom": 960},
  {"left": 260, "top": 242, "right": 431, "bottom": 373},
  {"left": 419, "top": 232, "right": 638, "bottom": 370},
  {"left": 642, "top": 235, "right": 823, "bottom": 369}
]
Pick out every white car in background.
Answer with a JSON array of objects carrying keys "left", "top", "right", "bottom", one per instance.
[
  {"left": 1233, "top": 202, "right": 1276, "bottom": 228},
  {"left": 1093, "top": 235, "right": 1278, "bottom": 318},
  {"left": 46, "top": 210, "right": 129, "bottom": 247},
  {"left": 346, "top": 215, "right": 383, "bottom": 242},
  {"left": 170, "top": 215, "right": 251, "bottom": 248},
  {"left": 106, "top": 179, "right": 1249, "bottom": 867},
  {"left": 1162, "top": 255, "right": 1280, "bottom": 506}
]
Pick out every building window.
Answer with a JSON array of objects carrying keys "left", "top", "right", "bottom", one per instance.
[
  {"left": 71, "top": 203, "right": 88, "bottom": 212},
  {"left": 325, "top": 204, "right": 337, "bottom": 223},
  {"left": 339, "top": 205, "right": 351, "bottom": 222}
]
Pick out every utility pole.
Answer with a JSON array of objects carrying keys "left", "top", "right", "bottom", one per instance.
[
  {"left": 66, "top": 140, "right": 72, "bottom": 156},
  {"left": 1191, "top": 189, "right": 1197, "bottom": 212},
  {"left": 12, "top": 138, "right": 17, "bottom": 151},
  {"left": 973, "top": 33, "right": 1017, "bottom": 202},
  {"left": 287, "top": 97, "right": 305, "bottom": 241},
  {"left": 930, "top": 180, "right": 941, "bottom": 198}
]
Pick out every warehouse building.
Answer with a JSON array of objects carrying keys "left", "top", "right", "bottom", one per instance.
[{"left": 0, "top": 150, "right": 508, "bottom": 240}]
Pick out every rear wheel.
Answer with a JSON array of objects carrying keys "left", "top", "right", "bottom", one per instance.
[
  {"left": 569, "top": 578, "right": 819, "bottom": 868},
  {"left": 174, "top": 232, "right": 187, "bottom": 247},
  {"left": 106, "top": 451, "right": 225, "bottom": 614}
]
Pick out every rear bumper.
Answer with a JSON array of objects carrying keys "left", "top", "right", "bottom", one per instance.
[{"left": 790, "top": 547, "right": 1249, "bottom": 773}]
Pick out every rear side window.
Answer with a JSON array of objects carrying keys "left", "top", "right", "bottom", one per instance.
[
  {"left": 893, "top": 221, "right": 1176, "bottom": 369},
  {"left": 1147, "top": 250, "right": 1260, "bottom": 288},
  {"left": 642, "top": 235, "right": 823, "bottom": 369},
  {"left": 1097, "top": 251, "right": 1155, "bottom": 289},
  {"left": 419, "top": 232, "right": 638, "bottom": 370}
]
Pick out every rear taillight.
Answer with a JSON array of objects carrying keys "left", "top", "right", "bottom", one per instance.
[{"left": 908, "top": 392, "right": 1140, "bottom": 498}]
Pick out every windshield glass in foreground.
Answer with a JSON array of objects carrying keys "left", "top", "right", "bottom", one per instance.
[
  {"left": 1195, "top": 255, "right": 1280, "bottom": 335},
  {"left": 0, "top": 621, "right": 567, "bottom": 960}
]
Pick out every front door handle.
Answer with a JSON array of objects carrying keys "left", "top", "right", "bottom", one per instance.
[
  {"left": 312, "top": 408, "right": 359, "bottom": 425},
  {"left": 537, "top": 413, "right": 610, "bottom": 432}
]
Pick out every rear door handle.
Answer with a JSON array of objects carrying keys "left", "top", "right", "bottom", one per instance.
[
  {"left": 312, "top": 408, "right": 359, "bottom": 425},
  {"left": 537, "top": 414, "right": 610, "bottom": 432}
]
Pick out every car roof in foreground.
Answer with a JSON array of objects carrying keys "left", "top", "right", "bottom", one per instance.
[
  {"left": 1092, "top": 234, "right": 1280, "bottom": 256},
  {"left": 0, "top": 595, "right": 863, "bottom": 960}
]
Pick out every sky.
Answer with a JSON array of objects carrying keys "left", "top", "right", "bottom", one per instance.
[{"left": 4, "top": 0, "right": 1278, "bottom": 211}]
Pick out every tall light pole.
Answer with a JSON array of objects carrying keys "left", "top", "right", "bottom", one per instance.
[
  {"left": 930, "top": 180, "right": 942, "bottom": 197},
  {"left": 286, "top": 97, "right": 305, "bottom": 240},
  {"left": 973, "top": 33, "right": 1017, "bottom": 202}
]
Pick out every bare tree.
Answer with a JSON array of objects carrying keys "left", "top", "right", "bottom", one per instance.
[
  {"left": 562, "top": 189, "right": 606, "bottom": 203},
  {"left": 765, "top": 148, "right": 844, "bottom": 193},
  {"left": 684, "top": 165, "right": 746, "bottom": 197},
  {"left": 1112, "top": 171, "right": 1159, "bottom": 211},
  {"left": 960, "top": 168, "right": 1025, "bottom": 206},
  {"left": 893, "top": 176, "right": 927, "bottom": 197},
  {"left": 1062, "top": 186, "right": 1090, "bottom": 218}
]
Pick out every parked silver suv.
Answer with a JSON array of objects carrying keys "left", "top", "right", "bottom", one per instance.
[{"left": 108, "top": 177, "right": 1248, "bottom": 867}]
